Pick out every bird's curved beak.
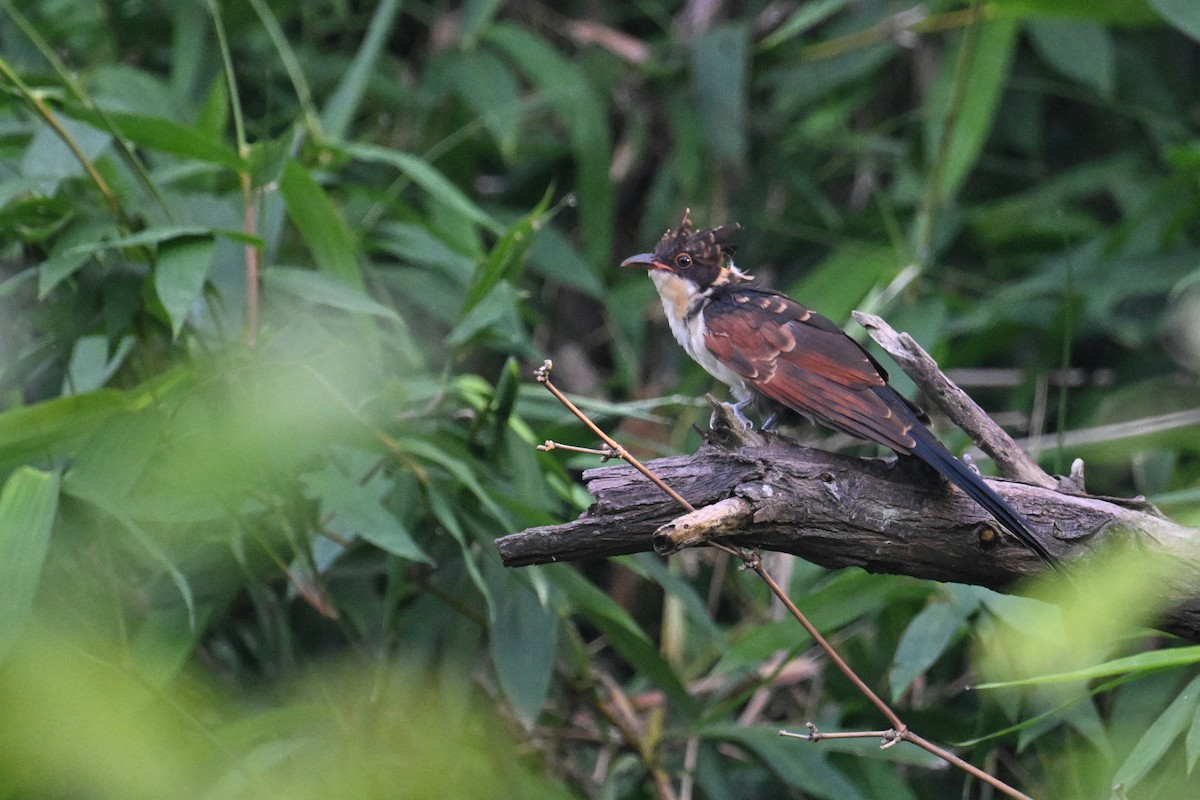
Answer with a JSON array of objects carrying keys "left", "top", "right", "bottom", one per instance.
[{"left": 620, "top": 252, "right": 663, "bottom": 270}]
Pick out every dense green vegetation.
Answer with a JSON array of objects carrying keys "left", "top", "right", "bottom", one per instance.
[{"left": 2, "top": 0, "right": 1200, "bottom": 797}]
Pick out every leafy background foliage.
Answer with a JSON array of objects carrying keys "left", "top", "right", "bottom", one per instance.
[{"left": 1, "top": 0, "right": 1200, "bottom": 797}]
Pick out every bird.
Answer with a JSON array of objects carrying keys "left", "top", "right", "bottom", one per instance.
[{"left": 621, "top": 210, "right": 1058, "bottom": 570}]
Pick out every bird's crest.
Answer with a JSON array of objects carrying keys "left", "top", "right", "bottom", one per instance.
[{"left": 652, "top": 209, "right": 749, "bottom": 283}]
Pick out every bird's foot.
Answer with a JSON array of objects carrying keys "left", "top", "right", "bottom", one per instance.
[
  {"left": 731, "top": 397, "right": 756, "bottom": 430},
  {"left": 705, "top": 396, "right": 768, "bottom": 449}
]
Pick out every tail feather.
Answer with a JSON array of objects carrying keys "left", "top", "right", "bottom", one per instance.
[{"left": 908, "top": 427, "right": 1059, "bottom": 572}]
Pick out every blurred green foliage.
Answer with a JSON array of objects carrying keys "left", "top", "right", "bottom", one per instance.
[{"left": 2, "top": 0, "right": 1200, "bottom": 797}]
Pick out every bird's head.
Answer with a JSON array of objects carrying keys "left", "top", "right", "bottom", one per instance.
[{"left": 620, "top": 209, "right": 747, "bottom": 288}]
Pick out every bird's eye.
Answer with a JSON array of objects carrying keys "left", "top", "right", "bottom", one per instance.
[{"left": 675, "top": 253, "right": 693, "bottom": 269}]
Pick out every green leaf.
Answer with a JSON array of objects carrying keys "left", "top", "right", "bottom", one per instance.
[
  {"left": 1026, "top": 19, "right": 1115, "bottom": 96},
  {"left": 445, "top": 50, "right": 522, "bottom": 158},
  {"left": 20, "top": 115, "right": 112, "bottom": 194},
  {"left": 262, "top": 267, "right": 402, "bottom": 321},
  {"left": 787, "top": 243, "right": 901, "bottom": 324},
  {"left": 624, "top": 553, "right": 724, "bottom": 645},
  {"left": 91, "top": 64, "right": 178, "bottom": 119},
  {"left": 757, "top": 0, "right": 850, "bottom": 52},
  {"left": 766, "top": 42, "right": 895, "bottom": 115},
  {"left": 300, "top": 463, "right": 432, "bottom": 563},
  {"left": 925, "top": 19, "right": 1019, "bottom": 200},
  {"left": 486, "top": 24, "right": 613, "bottom": 266},
  {"left": 37, "top": 250, "right": 91, "bottom": 298},
  {"left": 692, "top": 24, "right": 749, "bottom": 166},
  {"left": 547, "top": 564, "right": 696, "bottom": 716},
  {"left": 63, "top": 407, "right": 163, "bottom": 507},
  {"left": 698, "top": 725, "right": 868, "bottom": 799},
  {"left": 489, "top": 574, "right": 558, "bottom": 729},
  {"left": 321, "top": 0, "right": 402, "bottom": 140},
  {"left": 889, "top": 591, "right": 977, "bottom": 700},
  {"left": 1113, "top": 673, "right": 1200, "bottom": 791},
  {"left": 714, "top": 573, "right": 920, "bottom": 675},
  {"left": 526, "top": 222, "right": 603, "bottom": 297},
  {"left": 0, "top": 391, "right": 128, "bottom": 473},
  {"left": 61, "top": 225, "right": 261, "bottom": 255},
  {"left": 989, "top": 0, "right": 1160, "bottom": 24},
  {"left": 461, "top": 187, "right": 555, "bottom": 315},
  {"left": 279, "top": 160, "right": 364, "bottom": 288},
  {"left": 1150, "top": 0, "right": 1200, "bottom": 43},
  {"left": 0, "top": 468, "right": 59, "bottom": 663},
  {"left": 59, "top": 105, "right": 245, "bottom": 170},
  {"left": 975, "top": 645, "right": 1200, "bottom": 689},
  {"left": 194, "top": 74, "right": 230, "bottom": 140},
  {"left": 247, "top": 135, "right": 292, "bottom": 192},
  {"left": 426, "top": 484, "right": 493, "bottom": 618},
  {"left": 156, "top": 236, "right": 214, "bottom": 337},
  {"left": 339, "top": 142, "right": 502, "bottom": 234},
  {"left": 392, "top": 435, "right": 510, "bottom": 525},
  {"left": 447, "top": 281, "right": 531, "bottom": 353},
  {"left": 1186, "top": 695, "right": 1200, "bottom": 772},
  {"left": 61, "top": 335, "right": 135, "bottom": 395},
  {"left": 460, "top": 0, "right": 505, "bottom": 47},
  {"left": 371, "top": 221, "right": 476, "bottom": 282}
]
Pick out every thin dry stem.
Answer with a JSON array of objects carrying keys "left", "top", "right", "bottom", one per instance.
[
  {"left": 531, "top": 360, "right": 1034, "bottom": 799},
  {"left": 536, "top": 361, "right": 696, "bottom": 513},
  {"left": 854, "top": 311, "right": 1057, "bottom": 489}
]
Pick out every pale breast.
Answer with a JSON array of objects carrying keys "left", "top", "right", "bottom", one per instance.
[{"left": 649, "top": 271, "right": 753, "bottom": 400}]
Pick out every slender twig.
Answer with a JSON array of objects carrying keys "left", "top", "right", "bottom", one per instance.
[
  {"left": 539, "top": 440, "right": 619, "bottom": 459},
  {"left": 533, "top": 359, "right": 1035, "bottom": 800},
  {"left": 749, "top": 560, "right": 904, "bottom": 731},
  {"left": 535, "top": 361, "right": 696, "bottom": 513},
  {"left": 798, "top": 5, "right": 990, "bottom": 62},
  {"left": 855, "top": 311, "right": 1056, "bottom": 489}
]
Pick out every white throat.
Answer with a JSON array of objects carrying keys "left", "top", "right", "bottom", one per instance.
[{"left": 648, "top": 270, "right": 752, "bottom": 400}]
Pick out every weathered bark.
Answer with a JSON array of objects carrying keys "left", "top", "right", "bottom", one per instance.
[
  {"left": 497, "top": 315, "right": 1200, "bottom": 640},
  {"left": 495, "top": 420, "right": 1200, "bottom": 639}
]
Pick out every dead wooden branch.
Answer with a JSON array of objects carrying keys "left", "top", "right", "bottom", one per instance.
[
  {"left": 496, "top": 404, "right": 1200, "bottom": 640},
  {"left": 499, "top": 319, "right": 1200, "bottom": 641},
  {"left": 853, "top": 311, "right": 1057, "bottom": 490}
]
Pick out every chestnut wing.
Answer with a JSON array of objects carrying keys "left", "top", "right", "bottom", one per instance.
[{"left": 703, "top": 289, "right": 920, "bottom": 453}]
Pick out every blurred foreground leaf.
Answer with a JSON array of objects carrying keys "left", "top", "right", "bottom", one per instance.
[{"left": 0, "top": 467, "right": 59, "bottom": 663}]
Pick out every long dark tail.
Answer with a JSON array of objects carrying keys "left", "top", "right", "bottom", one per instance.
[{"left": 907, "top": 424, "right": 1059, "bottom": 572}]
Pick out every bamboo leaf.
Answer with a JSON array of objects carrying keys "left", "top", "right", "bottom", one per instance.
[
  {"left": 262, "top": 267, "right": 401, "bottom": 321},
  {"left": 59, "top": 105, "right": 245, "bottom": 170},
  {"left": 321, "top": 0, "right": 402, "bottom": 140},
  {"left": 1113, "top": 673, "right": 1200, "bottom": 790},
  {"left": 889, "top": 593, "right": 976, "bottom": 701},
  {"left": 339, "top": 142, "right": 501, "bottom": 234},
  {"left": 1150, "top": 0, "right": 1200, "bottom": 43},
  {"left": 300, "top": 463, "right": 432, "bottom": 563},
  {"left": 155, "top": 235, "right": 214, "bottom": 337},
  {"left": 925, "top": 19, "right": 1019, "bottom": 201},
  {"left": 279, "top": 160, "right": 363, "bottom": 288},
  {"left": 0, "top": 468, "right": 60, "bottom": 663},
  {"left": 976, "top": 646, "right": 1200, "bottom": 689}
]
